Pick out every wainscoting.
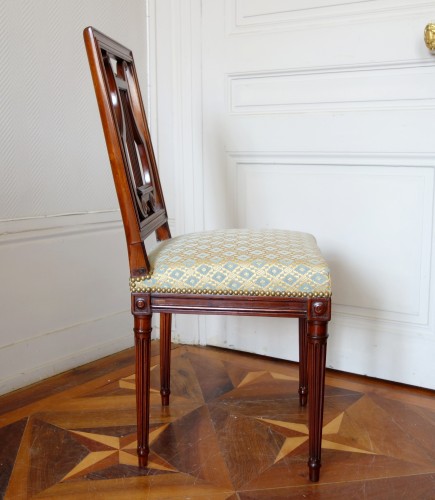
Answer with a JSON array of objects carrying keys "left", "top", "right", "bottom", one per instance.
[
  {"left": 0, "top": 215, "right": 132, "bottom": 395},
  {"left": 0, "top": 0, "right": 149, "bottom": 394},
  {"left": 153, "top": 0, "right": 435, "bottom": 388}
]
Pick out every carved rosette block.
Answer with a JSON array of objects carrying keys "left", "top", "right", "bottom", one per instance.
[
  {"left": 308, "top": 298, "right": 331, "bottom": 322},
  {"left": 132, "top": 293, "right": 151, "bottom": 315}
]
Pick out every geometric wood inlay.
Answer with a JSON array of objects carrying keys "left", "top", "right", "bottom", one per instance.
[{"left": 1, "top": 343, "right": 435, "bottom": 498}]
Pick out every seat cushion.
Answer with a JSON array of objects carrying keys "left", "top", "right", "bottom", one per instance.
[{"left": 130, "top": 229, "right": 331, "bottom": 298}]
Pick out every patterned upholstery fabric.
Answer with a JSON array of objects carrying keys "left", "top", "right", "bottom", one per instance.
[{"left": 130, "top": 229, "right": 331, "bottom": 298}]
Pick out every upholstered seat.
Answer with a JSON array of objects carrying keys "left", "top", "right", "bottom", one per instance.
[
  {"left": 131, "top": 229, "right": 331, "bottom": 298},
  {"left": 84, "top": 26, "right": 332, "bottom": 483}
]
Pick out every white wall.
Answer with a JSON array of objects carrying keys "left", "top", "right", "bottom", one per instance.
[
  {"left": 152, "top": 0, "right": 435, "bottom": 389},
  {"left": 0, "top": 0, "right": 151, "bottom": 395},
  {"left": 3, "top": 0, "right": 435, "bottom": 394}
]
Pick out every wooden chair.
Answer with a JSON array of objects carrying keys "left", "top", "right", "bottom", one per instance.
[{"left": 84, "top": 26, "right": 332, "bottom": 482}]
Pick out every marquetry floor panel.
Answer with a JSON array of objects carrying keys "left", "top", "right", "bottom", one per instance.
[{"left": 1, "top": 343, "right": 435, "bottom": 499}]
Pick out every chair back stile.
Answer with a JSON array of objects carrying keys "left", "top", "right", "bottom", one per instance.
[{"left": 84, "top": 28, "right": 171, "bottom": 277}]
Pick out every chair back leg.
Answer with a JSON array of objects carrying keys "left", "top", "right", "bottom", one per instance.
[
  {"left": 298, "top": 318, "right": 308, "bottom": 407},
  {"left": 160, "top": 313, "right": 172, "bottom": 406}
]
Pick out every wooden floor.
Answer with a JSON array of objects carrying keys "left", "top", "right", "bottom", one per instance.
[{"left": 1, "top": 343, "right": 435, "bottom": 499}]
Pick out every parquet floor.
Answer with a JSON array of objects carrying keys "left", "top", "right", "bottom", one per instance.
[{"left": 1, "top": 343, "right": 435, "bottom": 499}]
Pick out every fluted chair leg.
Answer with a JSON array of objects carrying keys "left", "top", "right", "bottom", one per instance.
[
  {"left": 298, "top": 318, "right": 308, "bottom": 407},
  {"left": 160, "top": 313, "right": 172, "bottom": 406},
  {"left": 134, "top": 314, "right": 152, "bottom": 467},
  {"left": 307, "top": 319, "right": 328, "bottom": 482}
]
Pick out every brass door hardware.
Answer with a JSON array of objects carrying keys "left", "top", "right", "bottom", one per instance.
[{"left": 424, "top": 23, "right": 435, "bottom": 52}]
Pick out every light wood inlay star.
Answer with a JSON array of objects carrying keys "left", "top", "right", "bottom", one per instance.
[
  {"left": 258, "top": 413, "right": 377, "bottom": 464},
  {"left": 238, "top": 371, "right": 297, "bottom": 387},
  {"left": 2, "top": 345, "right": 435, "bottom": 498},
  {"left": 119, "top": 365, "right": 159, "bottom": 392},
  {"left": 62, "top": 424, "right": 173, "bottom": 481}
]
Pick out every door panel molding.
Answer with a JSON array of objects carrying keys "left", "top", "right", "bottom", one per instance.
[
  {"left": 227, "top": 0, "right": 435, "bottom": 34},
  {"left": 229, "top": 61, "right": 435, "bottom": 114},
  {"left": 227, "top": 151, "right": 434, "bottom": 334}
]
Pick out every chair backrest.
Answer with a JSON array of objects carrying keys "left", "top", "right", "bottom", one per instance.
[{"left": 84, "top": 27, "right": 171, "bottom": 278}]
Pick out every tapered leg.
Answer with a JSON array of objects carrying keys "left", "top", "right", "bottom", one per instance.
[
  {"left": 307, "top": 320, "right": 328, "bottom": 482},
  {"left": 298, "top": 318, "right": 308, "bottom": 407},
  {"left": 160, "top": 313, "right": 172, "bottom": 406},
  {"left": 134, "top": 314, "right": 152, "bottom": 468}
]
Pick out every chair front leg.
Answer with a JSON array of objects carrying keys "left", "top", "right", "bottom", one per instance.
[
  {"left": 134, "top": 313, "right": 152, "bottom": 467},
  {"left": 298, "top": 318, "right": 308, "bottom": 407},
  {"left": 307, "top": 319, "right": 328, "bottom": 482},
  {"left": 160, "top": 313, "right": 172, "bottom": 406}
]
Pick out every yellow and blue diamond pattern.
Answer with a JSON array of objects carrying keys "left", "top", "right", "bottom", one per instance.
[{"left": 130, "top": 229, "right": 331, "bottom": 298}]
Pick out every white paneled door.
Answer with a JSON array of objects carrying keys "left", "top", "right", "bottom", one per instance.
[{"left": 154, "top": 0, "right": 435, "bottom": 388}]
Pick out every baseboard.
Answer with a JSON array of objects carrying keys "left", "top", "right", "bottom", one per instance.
[{"left": 0, "top": 311, "right": 133, "bottom": 396}]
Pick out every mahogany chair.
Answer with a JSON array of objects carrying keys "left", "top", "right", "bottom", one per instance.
[{"left": 84, "top": 26, "right": 332, "bottom": 482}]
